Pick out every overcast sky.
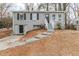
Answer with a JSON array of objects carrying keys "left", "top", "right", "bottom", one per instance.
[{"left": 12, "top": 3, "right": 25, "bottom": 11}]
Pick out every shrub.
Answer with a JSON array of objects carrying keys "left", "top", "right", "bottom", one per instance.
[
  {"left": 0, "top": 21, "right": 4, "bottom": 28},
  {"left": 2, "top": 17, "right": 12, "bottom": 29},
  {"left": 57, "top": 23, "right": 61, "bottom": 29}
]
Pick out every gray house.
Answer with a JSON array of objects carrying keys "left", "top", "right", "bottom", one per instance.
[{"left": 12, "top": 11, "right": 65, "bottom": 34}]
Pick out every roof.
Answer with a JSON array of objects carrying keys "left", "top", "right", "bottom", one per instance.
[{"left": 12, "top": 11, "right": 65, "bottom": 13}]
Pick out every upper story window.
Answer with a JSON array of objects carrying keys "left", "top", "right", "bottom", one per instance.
[
  {"left": 17, "top": 13, "right": 26, "bottom": 20},
  {"left": 20, "top": 14, "right": 24, "bottom": 20}
]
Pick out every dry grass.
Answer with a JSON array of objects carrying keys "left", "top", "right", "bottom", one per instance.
[
  {"left": 0, "top": 29, "right": 12, "bottom": 39},
  {"left": 0, "top": 30, "right": 79, "bottom": 56}
]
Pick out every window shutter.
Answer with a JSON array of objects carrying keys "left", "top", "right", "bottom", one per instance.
[
  {"left": 37, "top": 13, "right": 39, "bottom": 20},
  {"left": 17, "top": 13, "right": 19, "bottom": 20}
]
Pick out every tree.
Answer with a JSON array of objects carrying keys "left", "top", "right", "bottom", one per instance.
[
  {"left": 0, "top": 3, "right": 13, "bottom": 29},
  {"left": 25, "top": 3, "right": 34, "bottom": 11},
  {"left": 63, "top": 3, "right": 70, "bottom": 29},
  {"left": 0, "top": 3, "right": 12, "bottom": 21},
  {"left": 37, "top": 3, "right": 49, "bottom": 11}
]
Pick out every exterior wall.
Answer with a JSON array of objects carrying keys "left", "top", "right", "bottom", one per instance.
[
  {"left": 13, "top": 12, "right": 65, "bottom": 34},
  {"left": 13, "top": 25, "right": 19, "bottom": 34},
  {"left": 50, "top": 13, "right": 65, "bottom": 29}
]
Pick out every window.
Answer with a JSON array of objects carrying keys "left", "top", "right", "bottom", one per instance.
[
  {"left": 30, "top": 13, "right": 32, "bottom": 20},
  {"left": 17, "top": 13, "right": 19, "bottom": 20},
  {"left": 24, "top": 13, "right": 26, "bottom": 20},
  {"left": 20, "top": 14, "right": 24, "bottom": 20},
  {"left": 33, "top": 25, "right": 41, "bottom": 27},
  {"left": 37, "top": 13, "right": 39, "bottom": 20},
  {"left": 76, "top": 21, "right": 79, "bottom": 24},
  {"left": 32, "top": 13, "right": 37, "bottom": 20},
  {"left": 52, "top": 14, "right": 55, "bottom": 20}
]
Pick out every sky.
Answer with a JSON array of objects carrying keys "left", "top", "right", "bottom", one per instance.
[
  {"left": 12, "top": 3, "right": 38, "bottom": 11},
  {"left": 12, "top": 3, "right": 25, "bottom": 11}
]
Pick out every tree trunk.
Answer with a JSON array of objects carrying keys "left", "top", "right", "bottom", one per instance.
[{"left": 65, "top": 12, "right": 67, "bottom": 29}]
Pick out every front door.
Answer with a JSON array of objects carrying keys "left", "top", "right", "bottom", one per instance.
[
  {"left": 19, "top": 25, "right": 24, "bottom": 33},
  {"left": 45, "top": 14, "right": 49, "bottom": 23}
]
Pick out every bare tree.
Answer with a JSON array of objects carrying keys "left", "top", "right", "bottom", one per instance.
[
  {"left": 0, "top": 3, "right": 12, "bottom": 21},
  {"left": 25, "top": 3, "right": 34, "bottom": 11},
  {"left": 64, "top": 3, "right": 79, "bottom": 29}
]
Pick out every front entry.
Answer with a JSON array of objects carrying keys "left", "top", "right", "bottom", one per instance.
[
  {"left": 19, "top": 25, "right": 24, "bottom": 34},
  {"left": 45, "top": 14, "right": 49, "bottom": 23}
]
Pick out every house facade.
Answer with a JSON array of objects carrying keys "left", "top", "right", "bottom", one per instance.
[{"left": 12, "top": 11, "right": 65, "bottom": 34}]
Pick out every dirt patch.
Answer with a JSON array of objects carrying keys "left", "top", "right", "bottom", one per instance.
[
  {"left": 0, "top": 30, "right": 79, "bottom": 56},
  {"left": 0, "top": 29, "right": 12, "bottom": 39},
  {"left": 18, "top": 29, "right": 46, "bottom": 41}
]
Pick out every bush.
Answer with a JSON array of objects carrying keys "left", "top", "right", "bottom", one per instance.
[
  {"left": 0, "top": 21, "right": 4, "bottom": 28},
  {"left": 57, "top": 23, "right": 61, "bottom": 29},
  {"left": 70, "top": 24, "right": 76, "bottom": 30},
  {"left": 40, "top": 24, "right": 46, "bottom": 29},
  {"left": 2, "top": 17, "right": 12, "bottom": 29}
]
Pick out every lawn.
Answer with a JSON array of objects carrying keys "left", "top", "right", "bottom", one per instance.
[{"left": 0, "top": 30, "right": 79, "bottom": 56}]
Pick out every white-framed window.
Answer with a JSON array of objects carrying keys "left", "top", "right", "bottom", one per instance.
[
  {"left": 30, "top": 13, "right": 37, "bottom": 20},
  {"left": 20, "top": 14, "right": 24, "bottom": 20},
  {"left": 32, "top": 13, "right": 37, "bottom": 20},
  {"left": 52, "top": 14, "right": 55, "bottom": 20},
  {"left": 17, "top": 13, "right": 26, "bottom": 20}
]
